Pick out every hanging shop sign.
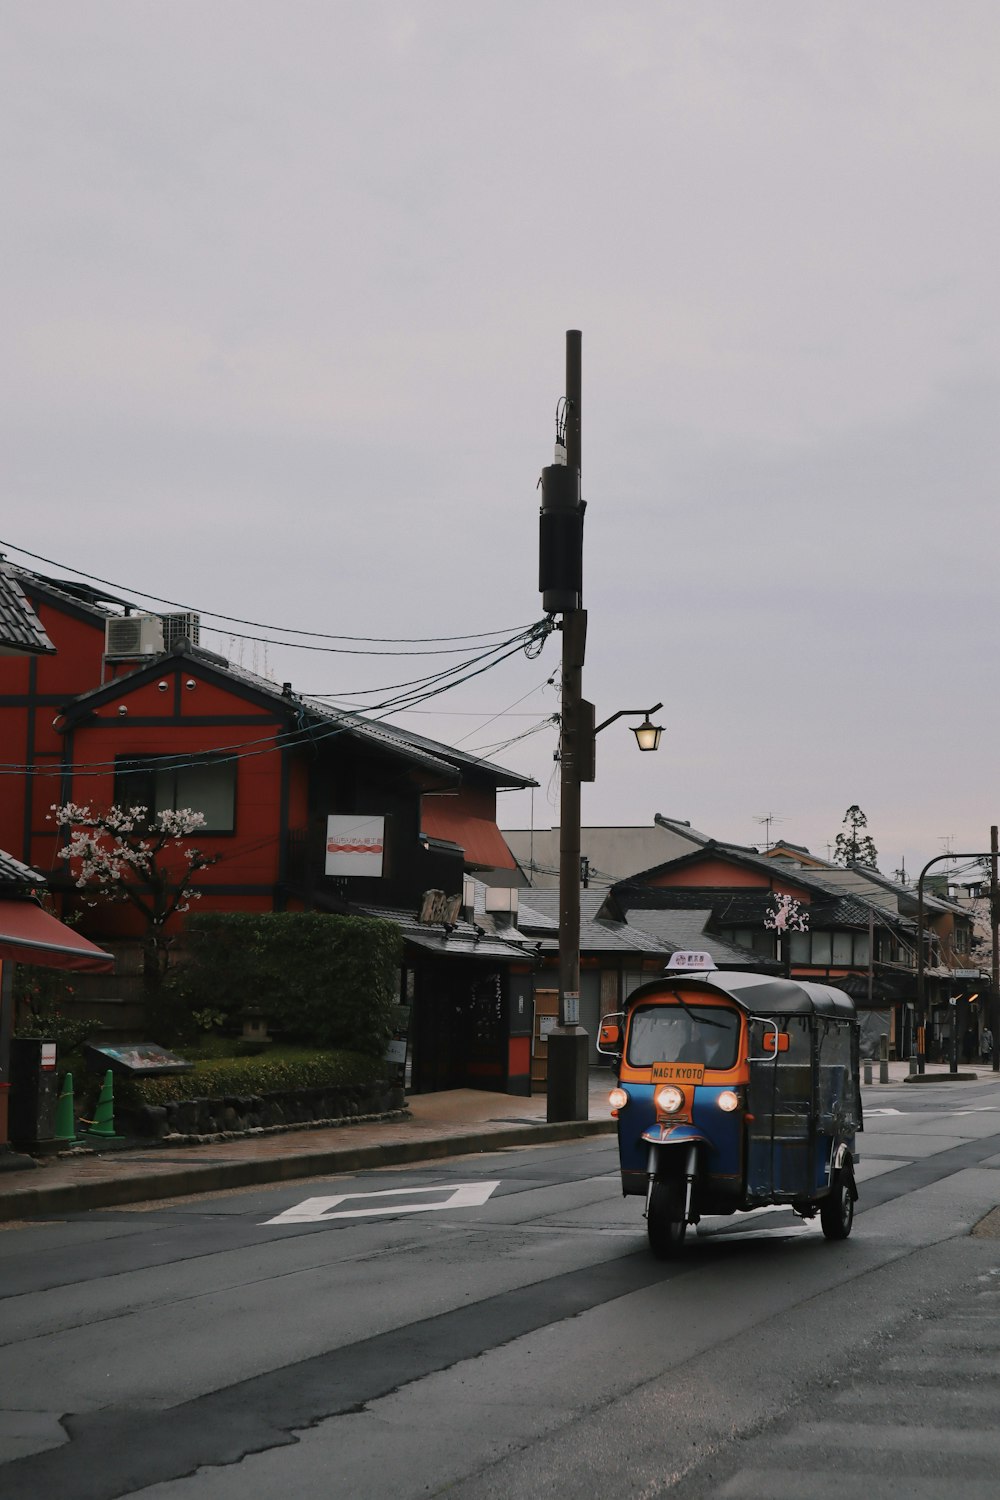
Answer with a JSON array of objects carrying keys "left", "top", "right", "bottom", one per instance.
[{"left": 325, "top": 816, "right": 385, "bottom": 878}]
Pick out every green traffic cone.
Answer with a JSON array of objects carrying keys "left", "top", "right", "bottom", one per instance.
[
  {"left": 86, "top": 1069, "right": 122, "bottom": 1140},
  {"left": 54, "top": 1072, "right": 78, "bottom": 1143}
]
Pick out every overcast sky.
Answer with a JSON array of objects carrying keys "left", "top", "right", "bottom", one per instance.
[{"left": 4, "top": 2, "right": 998, "bottom": 880}]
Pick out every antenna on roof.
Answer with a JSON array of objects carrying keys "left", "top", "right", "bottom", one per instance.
[{"left": 753, "top": 812, "right": 783, "bottom": 851}]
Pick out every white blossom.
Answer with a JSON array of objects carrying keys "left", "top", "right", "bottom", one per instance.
[
  {"left": 51, "top": 801, "right": 218, "bottom": 967},
  {"left": 764, "top": 892, "right": 810, "bottom": 933}
]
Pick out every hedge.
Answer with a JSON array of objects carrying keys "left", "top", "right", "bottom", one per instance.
[
  {"left": 116, "top": 1047, "right": 383, "bottom": 1108},
  {"left": 176, "top": 911, "right": 401, "bottom": 1055}
]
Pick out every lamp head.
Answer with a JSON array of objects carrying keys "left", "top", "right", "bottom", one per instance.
[{"left": 632, "top": 715, "right": 663, "bottom": 752}]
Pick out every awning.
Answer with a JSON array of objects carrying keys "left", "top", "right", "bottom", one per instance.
[
  {"left": 0, "top": 900, "right": 115, "bottom": 973},
  {"left": 420, "top": 804, "right": 516, "bottom": 870}
]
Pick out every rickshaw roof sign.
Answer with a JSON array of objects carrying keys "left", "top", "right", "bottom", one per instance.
[
  {"left": 629, "top": 969, "right": 858, "bottom": 1021},
  {"left": 665, "top": 951, "right": 717, "bottom": 971}
]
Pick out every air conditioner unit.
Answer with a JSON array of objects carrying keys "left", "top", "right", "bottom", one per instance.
[
  {"left": 104, "top": 614, "right": 165, "bottom": 660},
  {"left": 161, "top": 611, "right": 201, "bottom": 649}
]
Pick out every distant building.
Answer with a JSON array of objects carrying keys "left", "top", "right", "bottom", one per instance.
[{"left": 499, "top": 815, "right": 753, "bottom": 889}]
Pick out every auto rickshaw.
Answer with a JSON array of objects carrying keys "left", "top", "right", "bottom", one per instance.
[{"left": 598, "top": 954, "right": 862, "bottom": 1257}]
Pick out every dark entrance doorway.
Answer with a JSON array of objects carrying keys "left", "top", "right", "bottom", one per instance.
[{"left": 409, "top": 959, "right": 508, "bottom": 1094}]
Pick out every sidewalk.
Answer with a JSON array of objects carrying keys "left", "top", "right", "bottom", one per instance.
[
  {"left": 2, "top": 1061, "right": 998, "bottom": 1223},
  {"left": 0, "top": 1072, "right": 620, "bottom": 1223},
  {"left": 876, "top": 1058, "right": 1000, "bottom": 1084}
]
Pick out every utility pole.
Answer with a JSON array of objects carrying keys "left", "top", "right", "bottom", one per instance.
[
  {"left": 535, "top": 332, "right": 663, "bottom": 1120},
  {"left": 549, "top": 330, "right": 589, "bottom": 1122}
]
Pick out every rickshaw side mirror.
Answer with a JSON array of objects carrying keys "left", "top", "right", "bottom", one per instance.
[
  {"left": 597, "top": 1013, "right": 624, "bottom": 1059},
  {"left": 762, "top": 1031, "right": 790, "bottom": 1054}
]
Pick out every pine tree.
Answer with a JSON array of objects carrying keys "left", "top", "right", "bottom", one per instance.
[{"left": 833, "top": 805, "right": 879, "bottom": 869}]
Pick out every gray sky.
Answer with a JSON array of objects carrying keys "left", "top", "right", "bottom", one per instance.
[{"left": 4, "top": 2, "right": 998, "bottom": 880}]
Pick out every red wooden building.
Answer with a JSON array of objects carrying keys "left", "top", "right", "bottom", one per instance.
[{"left": 0, "top": 570, "right": 537, "bottom": 1093}]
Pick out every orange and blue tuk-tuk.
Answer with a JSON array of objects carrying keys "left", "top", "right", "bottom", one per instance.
[{"left": 598, "top": 955, "right": 863, "bottom": 1257}]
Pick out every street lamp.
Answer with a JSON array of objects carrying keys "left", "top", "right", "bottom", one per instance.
[
  {"left": 632, "top": 714, "right": 664, "bottom": 753},
  {"left": 537, "top": 332, "right": 664, "bottom": 1123},
  {"left": 595, "top": 704, "right": 664, "bottom": 751}
]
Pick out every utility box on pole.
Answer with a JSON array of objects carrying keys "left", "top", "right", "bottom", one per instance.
[{"left": 538, "top": 463, "right": 583, "bottom": 614}]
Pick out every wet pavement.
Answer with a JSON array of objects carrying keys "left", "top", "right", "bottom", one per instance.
[{"left": 1, "top": 1059, "right": 997, "bottom": 1221}]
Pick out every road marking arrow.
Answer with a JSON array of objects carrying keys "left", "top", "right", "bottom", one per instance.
[{"left": 262, "top": 1180, "right": 501, "bottom": 1225}]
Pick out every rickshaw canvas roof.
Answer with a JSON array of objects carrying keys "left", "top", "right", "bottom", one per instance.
[{"left": 627, "top": 969, "right": 857, "bottom": 1021}]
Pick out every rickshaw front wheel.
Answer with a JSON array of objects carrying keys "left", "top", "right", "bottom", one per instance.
[
  {"left": 647, "top": 1177, "right": 687, "bottom": 1258},
  {"left": 820, "top": 1173, "right": 854, "bottom": 1241}
]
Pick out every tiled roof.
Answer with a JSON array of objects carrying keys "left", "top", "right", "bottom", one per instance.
[
  {"left": 517, "top": 887, "right": 670, "bottom": 955},
  {"left": 622, "top": 908, "right": 767, "bottom": 966},
  {"left": 351, "top": 901, "right": 528, "bottom": 960},
  {"left": 653, "top": 815, "right": 757, "bottom": 854},
  {"left": 763, "top": 849, "right": 963, "bottom": 917},
  {"left": 12, "top": 568, "right": 118, "bottom": 621},
  {"left": 182, "top": 650, "right": 535, "bottom": 786},
  {"left": 0, "top": 849, "right": 44, "bottom": 888},
  {"left": 62, "top": 640, "right": 534, "bottom": 790},
  {"left": 616, "top": 842, "right": 928, "bottom": 935},
  {"left": 615, "top": 883, "right": 902, "bottom": 935},
  {"left": 0, "top": 568, "right": 55, "bottom": 655}
]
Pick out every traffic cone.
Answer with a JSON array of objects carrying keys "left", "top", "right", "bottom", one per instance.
[
  {"left": 54, "top": 1072, "right": 79, "bottom": 1143},
  {"left": 86, "top": 1070, "right": 122, "bottom": 1140}
]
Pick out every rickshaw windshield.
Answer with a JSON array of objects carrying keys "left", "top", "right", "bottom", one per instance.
[{"left": 627, "top": 1003, "right": 741, "bottom": 1070}]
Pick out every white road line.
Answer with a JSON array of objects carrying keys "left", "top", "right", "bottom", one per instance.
[{"left": 262, "top": 1180, "right": 501, "bottom": 1225}]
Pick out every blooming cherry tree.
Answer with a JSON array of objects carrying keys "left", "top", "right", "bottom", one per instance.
[
  {"left": 764, "top": 892, "right": 810, "bottom": 934},
  {"left": 50, "top": 803, "right": 218, "bottom": 989}
]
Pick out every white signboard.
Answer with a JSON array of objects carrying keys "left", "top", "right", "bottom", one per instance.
[
  {"left": 325, "top": 815, "right": 385, "bottom": 878},
  {"left": 666, "top": 950, "right": 716, "bottom": 971}
]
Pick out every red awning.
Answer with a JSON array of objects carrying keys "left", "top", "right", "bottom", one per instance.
[
  {"left": 0, "top": 901, "right": 115, "bottom": 973},
  {"left": 420, "top": 804, "right": 516, "bottom": 870}
]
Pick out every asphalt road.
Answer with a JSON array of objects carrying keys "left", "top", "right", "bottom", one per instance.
[{"left": 2, "top": 1077, "right": 1000, "bottom": 1500}]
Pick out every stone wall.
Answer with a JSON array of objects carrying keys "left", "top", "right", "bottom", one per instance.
[{"left": 126, "top": 1080, "right": 407, "bottom": 1143}]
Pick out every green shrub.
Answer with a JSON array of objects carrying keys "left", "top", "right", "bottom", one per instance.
[
  {"left": 13, "top": 968, "right": 103, "bottom": 1055},
  {"left": 176, "top": 912, "right": 400, "bottom": 1055},
  {"left": 117, "top": 1046, "right": 382, "bottom": 1108}
]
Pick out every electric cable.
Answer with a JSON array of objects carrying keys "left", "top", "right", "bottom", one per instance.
[
  {"left": 0, "top": 539, "right": 535, "bottom": 647},
  {"left": 2, "top": 620, "right": 555, "bottom": 779}
]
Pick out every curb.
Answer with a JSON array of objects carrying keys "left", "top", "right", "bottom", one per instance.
[
  {"left": 0, "top": 1117, "right": 616, "bottom": 1222},
  {"left": 903, "top": 1072, "right": 980, "bottom": 1083}
]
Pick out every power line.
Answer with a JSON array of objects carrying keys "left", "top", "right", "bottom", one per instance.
[
  {"left": 2, "top": 621, "right": 555, "bottom": 781},
  {"left": 0, "top": 539, "right": 536, "bottom": 648},
  {"left": 469, "top": 716, "right": 559, "bottom": 756},
  {"left": 451, "top": 675, "right": 557, "bottom": 747}
]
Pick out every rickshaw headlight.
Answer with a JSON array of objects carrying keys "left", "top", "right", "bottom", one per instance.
[
  {"left": 717, "top": 1089, "right": 740, "bottom": 1113},
  {"left": 655, "top": 1085, "right": 684, "bottom": 1113},
  {"left": 608, "top": 1087, "right": 629, "bottom": 1111}
]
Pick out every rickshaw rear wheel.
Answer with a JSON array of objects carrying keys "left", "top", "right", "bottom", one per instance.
[
  {"left": 820, "top": 1173, "right": 854, "bottom": 1240},
  {"left": 647, "top": 1177, "right": 687, "bottom": 1258}
]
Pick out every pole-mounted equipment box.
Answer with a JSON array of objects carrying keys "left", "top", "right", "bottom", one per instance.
[{"left": 538, "top": 464, "right": 583, "bottom": 613}]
